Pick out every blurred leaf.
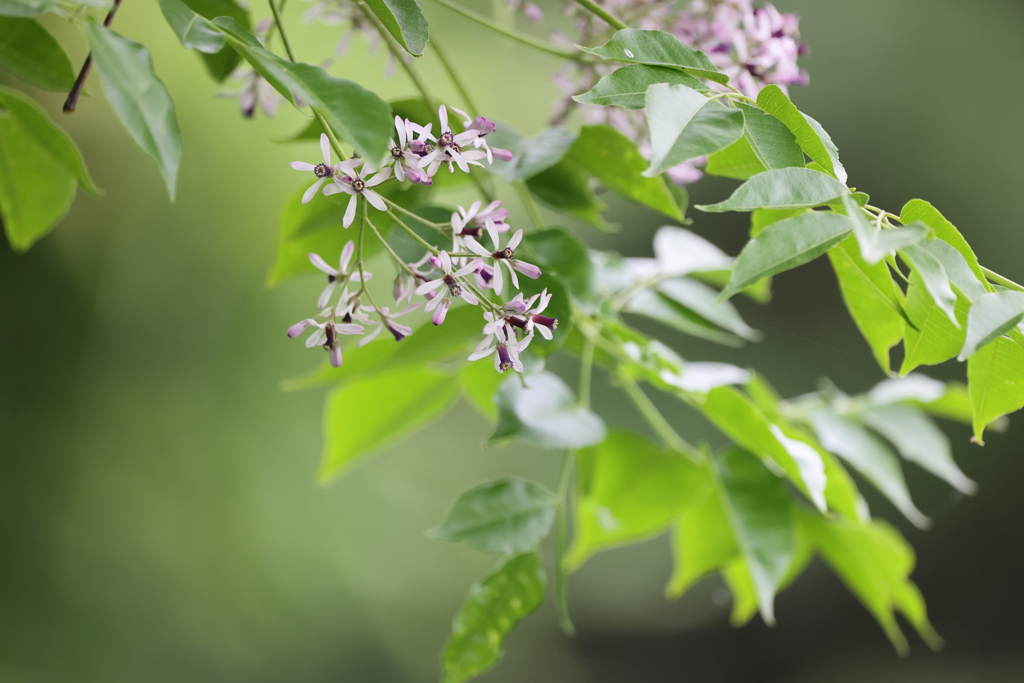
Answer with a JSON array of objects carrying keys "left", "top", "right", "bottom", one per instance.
[
  {"left": 899, "top": 242, "right": 958, "bottom": 325},
  {"left": 488, "top": 124, "right": 575, "bottom": 183},
  {"left": 806, "top": 409, "right": 930, "bottom": 529},
  {"left": 491, "top": 371, "right": 605, "bottom": 449},
  {"left": 756, "top": 85, "right": 847, "bottom": 183},
  {"left": 861, "top": 404, "right": 976, "bottom": 494},
  {"left": 801, "top": 512, "right": 942, "bottom": 654},
  {"left": 85, "top": 22, "right": 181, "bottom": 200},
  {"left": 429, "top": 478, "right": 556, "bottom": 554},
  {"left": 667, "top": 464, "right": 736, "bottom": 597},
  {"left": 267, "top": 185, "right": 360, "bottom": 286},
  {"left": 626, "top": 288, "right": 743, "bottom": 346},
  {"left": 706, "top": 135, "right": 765, "bottom": 180},
  {"left": 959, "top": 291, "right": 1024, "bottom": 359},
  {"left": 653, "top": 225, "right": 733, "bottom": 276},
  {"left": 827, "top": 236, "right": 904, "bottom": 374},
  {"left": 697, "top": 168, "right": 847, "bottom": 213},
  {"left": 900, "top": 270, "right": 969, "bottom": 374},
  {"left": 213, "top": 17, "right": 392, "bottom": 161},
  {"left": 722, "top": 212, "right": 851, "bottom": 299},
  {"left": 572, "top": 63, "right": 708, "bottom": 108},
  {"left": 517, "top": 227, "right": 593, "bottom": 302},
  {"left": 644, "top": 83, "right": 743, "bottom": 176},
  {"left": 568, "top": 125, "right": 682, "bottom": 220},
  {"left": 318, "top": 364, "right": 461, "bottom": 481},
  {"left": 968, "top": 335, "right": 1024, "bottom": 444},
  {"left": 158, "top": 0, "right": 225, "bottom": 53},
  {"left": 568, "top": 430, "right": 700, "bottom": 569},
  {"left": 577, "top": 28, "right": 727, "bottom": 83},
  {"left": 0, "top": 17, "right": 73, "bottom": 90},
  {"left": 658, "top": 278, "right": 760, "bottom": 340},
  {"left": 867, "top": 373, "right": 946, "bottom": 405},
  {"left": 515, "top": 270, "right": 572, "bottom": 356},
  {"left": 441, "top": 552, "right": 545, "bottom": 683},
  {"left": 461, "top": 358, "right": 505, "bottom": 421},
  {"left": 525, "top": 159, "right": 610, "bottom": 230},
  {"left": 901, "top": 199, "right": 988, "bottom": 285},
  {"left": 364, "top": 0, "right": 428, "bottom": 56},
  {"left": 0, "top": 0, "right": 52, "bottom": 17}
]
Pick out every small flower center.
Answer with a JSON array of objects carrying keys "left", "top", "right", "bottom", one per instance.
[
  {"left": 438, "top": 130, "right": 455, "bottom": 148},
  {"left": 497, "top": 344, "right": 514, "bottom": 372},
  {"left": 390, "top": 146, "right": 404, "bottom": 159},
  {"left": 351, "top": 178, "right": 366, "bottom": 193},
  {"left": 324, "top": 324, "right": 336, "bottom": 349},
  {"left": 450, "top": 142, "right": 462, "bottom": 154},
  {"left": 314, "top": 163, "right": 332, "bottom": 178},
  {"left": 327, "top": 274, "right": 337, "bottom": 283},
  {"left": 443, "top": 274, "right": 463, "bottom": 298},
  {"left": 493, "top": 247, "right": 514, "bottom": 260}
]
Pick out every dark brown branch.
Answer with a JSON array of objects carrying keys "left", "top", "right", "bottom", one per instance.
[{"left": 64, "top": 0, "right": 124, "bottom": 114}]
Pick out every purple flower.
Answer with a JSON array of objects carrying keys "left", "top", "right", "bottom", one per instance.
[
  {"left": 357, "top": 303, "right": 422, "bottom": 345},
  {"left": 286, "top": 315, "right": 365, "bottom": 368},
  {"left": 389, "top": 116, "right": 431, "bottom": 183},
  {"left": 418, "top": 105, "right": 488, "bottom": 176},
  {"left": 468, "top": 321, "right": 533, "bottom": 373},
  {"left": 414, "top": 251, "right": 480, "bottom": 325},
  {"left": 289, "top": 134, "right": 340, "bottom": 204},
  {"left": 464, "top": 222, "right": 541, "bottom": 296},
  {"left": 322, "top": 161, "right": 392, "bottom": 227},
  {"left": 308, "top": 240, "right": 371, "bottom": 309}
]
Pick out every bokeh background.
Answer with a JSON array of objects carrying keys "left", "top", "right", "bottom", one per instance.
[{"left": 2, "top": 0, "right": 1024, "bottom": 680}]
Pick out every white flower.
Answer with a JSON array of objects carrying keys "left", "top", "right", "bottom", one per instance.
[
  {"left": 464, "top": 221, "right": 541, "bottom": 295},
  {"left": 357, "top": 303, "right": 421, "bottom": 345},
  {"left": 414, "top": 251, "right": 480, "bottom": 325},
  {"left": 520, "top": 288, "right": 558, "bottom": 340},
  {"left": 468, "top": 322, "right": 533, "bottom": 373},
  {"left": 418, "top": 105, "right": 488, "bottom": 176},
  {"left": 286, "top": 313, "right": 365, "bottom": 368},
  {"left": 322, "top": 161, "right": 392, "bottom": 227},
  {"left": 388, "top": 116, "right": 431, "bottom": 183},
  {"left": 289, "top": 133, "right": 339, "bottom": 204},
  {"left": 308, "top": 240, "right": 370, "bottom": 309}
]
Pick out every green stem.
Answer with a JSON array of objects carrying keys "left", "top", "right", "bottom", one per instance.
[
  {"left": 618, "top": 368, "right": 698, "bottom": 460},
  {"left": 572, "top": 0, "right": 628, "bottom": 29},
  {"left": 382, "top": 197, "right": 448, "bottom": 233},
  {"left": 386, "top": 209, "right": 440, "bottom": 254},
  {"left": 579, "top": 336, "right": 595, "bottom": 410},
  {"left": 359, "top": 2, "right": 435, "bottom": 109},
  {"left": 983, "top": 266, "right": 1024, "bottom": 292},
  {"left": 366, "top": 215, "right": 417, "bottom": 276},
  {"left": 514, "top": 181, "right": 544, "bottom": 229},
  {"left": 554, "top": 449, "right": 576, "bottom": 636},
  {"left": 431, "top": 40, "right": 480, "bottom": 114},
  {"left": 357, "top": 199, "right": 382, "bottom": 313},
  {"left": 428, "top": 0, "right": 586, "bottom": 62}
]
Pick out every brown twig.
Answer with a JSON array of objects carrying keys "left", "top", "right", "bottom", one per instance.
[{"left": 64, "top": 0, "right": 124, "bottom": 114}]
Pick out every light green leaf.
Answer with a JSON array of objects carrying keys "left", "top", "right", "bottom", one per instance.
[
  {"left": 568, "top": 430, "right": 700, "bottom": 569},
  {"left": 364, "top": 0, "right": 428, "bottom": 55},
  {"left": 842, "top": 193, "right": 927, "bottom": 264},
  {"left": 460, "top": 357, "right": 505, "bottom": 421},
  {"left": 705, "top": 135, "right": 765, "bottom": 180},
  {"left": 0, "top": 0, "right": 52, "bottom": 17},
  {"left": 491, "top": 371, "right": 605, "bottom": 449},
  {"left": 667, "top": 466, "right": 736, "bottom": 597},
  {"left": 572, "top": 63, "right": 709, "bottom": 108},
  {"left": 158, "top": 0, "right": 225, "bottom": 53},
  {"left": 915, "top": 237, "right": 987, "bottom": 302},
  {"left": 576, "top": 28, "right": 726, "bottom": 83},
  {"left": 525, "top": 159, "right": 610, "bottom": 230},
  {"left": 900, "top": 242, "right": 958, "bottom": 326},
  {"left": 722, "top": 211, "right": 851, "bottom": 299},
  {"left": 644, "top": 83, "right": 743, "bottom": 176},
  {"left": 750, "top": 207, "right": 807, "bottom": 236},
  {"left": 653, "top": 225, "right": 733, "bottom": 276},
  {"left": 900, "top": 270, "right": 969, "bottom": 374},
  {"left": 625, "top": 288, "right": 743, "bottom": 346},
  {"left": 968, "top": 335, "right": 1024, "bottom": 444},
  {"left": 802, "top": 512, "right": 941, "bottom": 654},
  {"left": 429, "top": 478, "right": 556, "bottom": 554},
  {"left": 318, "top": 365, "right": 461, "bottom": 481},
  {"left": 769, "top": 425, "right": 826, "bottom": 512},
  {"left": 756, "top": 85, "right": 846, "bottom": 183},
  {"left": 900, "top": 199, "right": 988, "bottom": 286},
  {"left": 806, "top": 409, "right": 930, "bottom": 529},
  {"left": 567, "top": 124, "right": 682, "bottom": 220},
  {"left": 516, "top": 227, "right": 594, "bottom": 302},
  {"left": 492, "top": 126, "right": 576, "bottom": 183},
  {"left": 657, "top": 278, "right": 761, "bottom": 341},
  {"left": 0, "top": 17, "right": 73, "bottom": 90},
  {"left": 84, "top": 22, "right": 181, "bottom": 200},
  {"left": 738, "top": 102, "right": 804, "bottom": 170},
  {"left": 213, "top": 17, "right": 392, "bottom": 161},
  {"left": 861, "top": 405, "right": 976, "bottom": 495},
  {"left": 442, "top": 552, "right": 545, "bottom": 683},
  {"left": 697, "top": 167, "right": 847, "bottom": 213},
  {"left": 827, "top": 236, "right": 904, "bottom": 374},
  {"left": 959, "top": 290, "right": 1024, "bottom": 360}
]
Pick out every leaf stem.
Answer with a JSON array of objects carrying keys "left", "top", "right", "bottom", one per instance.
[
  {"left": 366, "top": 215, "right": 418, "bottom": 276},
  {"left": 382, "top": 197, "right": 447, "bottom": 233},
  {"left": 386, "top": 209, "right": 440, "bottom": 254},
  {"left": 554, "top": 449, "right": 577, "bottom": 637},
  {"left": 513, "top": 181, "right": 545, "bottom": 229},
  {"left": 357, "top": 198, "right": 383, "bottom": 313},
  {"left": 579, "top": 335, "right": 595, "bottom": 411},
  {"left": 572, "top": 0, "right": 628, "bottom": 30},
  {"left": 428, "top": 0, "right": 587, "bottom": 62},
  {"left": 983, "top": 266, "right": 1024, "bottom": 293},
  {"left": 618, "top": 367, "right": 698, "bottom": 460},
  {"left": 63, "top": 0, "right": 124, "bottom": 113}
]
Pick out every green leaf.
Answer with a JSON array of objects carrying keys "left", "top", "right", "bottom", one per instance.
[
  {"left": 0, "top": 86, "right": 98, "bottom": 195},
  {"left": 158, "top": 0, "right": 225, "bottom": 53},
  {"left": 460, "top": 357, "right": 505, "bottom": 421},
  {"left": 653, "top": 225, "right": 733, "bottom": 275},
  {"left": 625, "top": 286, "right": 747, "bottom": 346},
  {"left": 697, "top": 167, "right": 847, "bottom": 213},
  {"left": 705, "top": 135, "right": 765, "bottom": 180},
  {"left": 737, "top": 102, "right": 804, "bottom": 170},
  {"left": 827, "top": 236, "right": 904, "bottom": 374},
  {"left": 959, "top": 290, "right": 1024, "bottom": 360},
  {"left": 802, "top": 512, "right": 942, "bottom": 654},
  {"left": 756, "top": 85, "right": 847, "bottom": 183},
  {"left": 572, "top": 63, "right": 709, "bottom": 108},
  {"left": 842, "top": 193, "right": 926, "bottom": 264},
  {"left": 0, "top": 91, "right": 75, "bottom": 251},
  {"left": 657, "top": 278, "right": 761, "bottom": 341},
  {"left": 84, "top": 22, "right": 181, "bottom": 201},
  {"left": 750, "top": 207, "right": 807, "bottom": 237},
  {"left": 513, "top": 270, "right": 573, "bottom": 356},
  {"left": 915, "top": 237, "right": 987, "bottom": 303},
  {"left": 488, "top": 124, "right": 576, "bottom": 183},
  {"left": 524, "top": 159, "right": 610, "bottom": 231},
  {"left": 667, "top": 465, "right": 737, "bottom": 597},
  {"left": 722, "top": 211, "right": 851, "bottom": 299},
  {"left": 900, "top": 199, "right": 988, "bottom": 286},
  {"left": 861, "top": 405, "right": 976, "bottom": 495},
  {"left": 491, "top": 371, "right": 605, "bottom": 449},
  {"left": 0, "top": 17, "right": 73, "bottom": 91},
  {"left": 569, "top": 430, "right": 700, "bottom": 569},
  {"left": 644, "top": 83, "right": 744, "bottom": 176},
  {"left": 441, "top": 552, "right": 545, "bottom": 683},
  {"left": 567, "top": 124, "right": 682, "bottom": 220},
  {"left": 267, "top": 185, "right": 360, "bottom": 286},
  {"left": 0, "top": 0, "right": 52, "bottom": 17},
  {"left": 429, "top": 478, "right": 556, "bottom": 554},
  {"left": 516, "top": 227, "right": 594, "bottom": 302},
  {"left": 900, "top": 270, "right": 969, "bottom": 374},
  {"left": 181, "top": 0, "right": 249, "bottom": 81},
  {"left": 576, "top": 28, "right": 726, "bottom": 83},
  {"left": 968, "top": 335, "right": 1024, "bottom": 444},
  {"left": 806, "top": 409, "right": 930, "bottom": 529},
  {"left": 363, "top": 0, "right": 428, "bottom": 56},
  {"left": 899, "top": 242, "right": 958, "bottom": 326},
  {"left": 213, "top": 17, "right": 392, "bottom": 161},
  {"left": 318, "top": 364, "right": 461, "bottom": 481}
]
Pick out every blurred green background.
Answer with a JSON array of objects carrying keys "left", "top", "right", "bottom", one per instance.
[{"left": 2, "top": 0, "right": 1024, "bottom": 681}]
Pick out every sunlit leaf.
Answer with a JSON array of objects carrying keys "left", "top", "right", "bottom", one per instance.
[
  {"left": 576, "top": 28, "right": 726, "bottom": 83},
  {"left": 958, "top": 290, "right": 1024, "bottom": 359},
  {"left": 900, "top": 270, "right": 969, "bottom": 375},
  {"left": 915, "top": 237, "right": 987, "bottom": 302},
  {"left": 968, "top": 335, "right": 1024, "bottom": 444},
  {"left": 158, "top": 0, "right": 226, "bottom": 53},
  {"left": 653, "top": 225, "right": 733, "bottom": 276},
  {"left": 364, "top": 0, "right": 429, "bottom": 56},
  {"left": 738, "top": 102, "right": 804, "bottom": 170},
  {"left": 899, "top": 242, "right": 958, "bottom": 326},
  {"left": 697, "top": 167, "right": 847, "bottom": 213},
  {"left": 572, "top": 63, "right": 709, "bottom": 108},
  {"left": 0, "top": 17, "right": 73, "bottom": 90},
  {"left": 429, "top": 478, "right": 556, "bottom": 554},
  {"left": 644, "top": 83, "right": 743, "bottom": 176},
  {"left": 756, "top": 85, "right": 846, "bottom": 183},
  {"left": 900, "top": 199, "right": 988, "bottom": 286},
  {"left": 842, "top": 194, "right": 926, "bottom": 264},
  {"left": 491, "top": 371, "right": 605, "bottom": 449},
  {"left": 705, "top": 135, "right": 765, "bottom": 180},
  {"left": 657, "top": 278, "right": 761, "bottom": 340}
]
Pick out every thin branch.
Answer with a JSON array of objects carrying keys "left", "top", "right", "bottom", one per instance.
[
  {"left": 983, "top": 266, "right": 1024, "bottom": 293},
  {"left": 64, "top": 0, "right": 124, "bottom": 113},
  {"left": 572, "top": 0, "right": 628, "bottom": 30},
  {"left": 385, "top": 209, "right": 441, "bottom": 254},
  {"left": 618, "top": 369, "right": 699, "bottom": 461},
  {"left": 554, "top": 450, "right": 577, "bottom": 637}
]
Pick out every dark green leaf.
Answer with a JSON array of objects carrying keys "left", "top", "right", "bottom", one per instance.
[
  {"left": 900, "top": 270, "right": 969, "bottom": 374},
  {"left": 429, "top": 478, "right": 556, "bottom": 554},
  {"left": 577, "top": 28, "right": 726, "bottom": 83},
  {"left": 0, "top": 17, "right": 73, "bottom": 90},
  {"left": 959, "top": 290, "right": 1024, "bottom": 359},
  {"left": 491, "top": 371, "right": 605, "bottom": 449},
  {"left": 511, "top": 127, "right": 576, "bottom": 181},
  {"left": 756, "top": 85, "right": 847, "bottom": 183},
  {"left": 213, "top": 17, "right": 392, "bottom": 161},
  {"left": 516, "top": 227, "right": 593, "bottom": 302},
  {"left": 158, "top": 0, "right": 225, "bottom": 53},
  {"left": 722, "top": 211, "right": 851, "bottom": 299},
  {"left": 180, "top": 0, "right": 249, "bottom": 81},
  {"left": 900, "top": 199, "right": 988, "bottom": 286},
  {"left": 364, "top": 0, "right": 428, "bottom": 56},
  {"left": 572, "top": 63, "right": 709, "bottom": 109},
  {"left": 441, "top": 552, "right": 545, "bottom": 683},
  {"left": 318, "top": 364, "right": 461, "bottom": 481},
  {"left": 645, "top": 83, "right": 743, "bottom": 176},
  {"left": 85, "top": 22, "right": 181, "bottom": 200},
  {"left": 697, "top": 167, "right": 847, "bottom": 213},
  {"left": 900, "top": 242, "right": 958, "bottom": 326},
  {"left": 524, "top": 158, "right": 610, "bottom": 230},
  {"left": 968, "top": 335, "right": 1024, "bottom": 444}
]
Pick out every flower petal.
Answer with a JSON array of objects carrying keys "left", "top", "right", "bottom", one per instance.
[
  {"left": 416, "top": 278, "right": 445, "bottom": 296},
  {"left": 290, "top": 161, "right": 316, "bottom": 172},
  {"left": 340, "top": 241, "right": 355, "bottom": 272},
  {"left": 432, "top": 298, "right": 450, "bottom": 325},
  {"left": 508, "top": 229, "right": 523, "bottom": 251},
  {"left": 309, "top": 252, "right": 337, "bottom": 275},
  {"left": 317, "top": 281, "right": 339, "bottom": 310},
  {"left": 357, "top": 323, "right": 383, "bottom": 347},
  {"left": 302, "top": 178, "right": 326, "bottom": 204},
  {"left": 343, "top": 194, "right": 358, "bottom": 228},
  {"left": 320, "top": 133, "right": 332, "bottom": 165}
]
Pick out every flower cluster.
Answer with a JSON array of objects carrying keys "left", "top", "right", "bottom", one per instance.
[{"left": 553, "top": 0, "right": 808, "bottom": 185}]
